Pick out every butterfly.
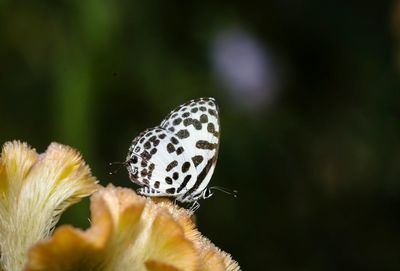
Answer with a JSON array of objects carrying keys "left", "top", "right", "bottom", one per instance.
[{"left": 125, "top": 97, "right": 224, "bottom": 211}]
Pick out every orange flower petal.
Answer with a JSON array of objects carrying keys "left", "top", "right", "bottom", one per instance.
[
  {"left": 0, "top": 141, "right": 98, "bottom": 271},
  {"left": 144, "top": 211, "right": 198, "bottom": 271},
  {"left": 25, "top": 184, "right": 240, "bottom": 271}
]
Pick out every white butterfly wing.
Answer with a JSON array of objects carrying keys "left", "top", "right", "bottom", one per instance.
[
  {"left": 126, "top": 97, "right": 220, "bottom": 202},
  {"left": 160, "top": 97, "right": 220, "bottom": 201}
]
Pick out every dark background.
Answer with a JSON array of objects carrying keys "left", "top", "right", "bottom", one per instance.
[{"left": 2, "top": 1, "right": 400, "bottom": 270}]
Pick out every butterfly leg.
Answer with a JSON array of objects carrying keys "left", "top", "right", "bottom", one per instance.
[
  {"left": 136, "top": 187, "right": 146, "bottom": 196},
  {"left": 188, "top": 201, "right": 200, "bottom": 213}
]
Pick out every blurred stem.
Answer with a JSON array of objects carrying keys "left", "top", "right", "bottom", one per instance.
[
  {"left": 52, "top": 0, "right": 115, "bottom": 225},
  {"left": 53, "top": 0, "right": 115, "bottom": 162},
  {"left": 53, "top": 57, "right": 94, "bottom": 227},
  {"left": 54, "top": 56, "right": 94, "bottom": 161}
]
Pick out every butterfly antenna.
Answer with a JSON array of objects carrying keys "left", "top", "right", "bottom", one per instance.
[
  {"left": 108, "top": 161, "right": 127, "bottom": 175},
  {"left": 210, "top": 186, "right": 238, "bottom": 198}
]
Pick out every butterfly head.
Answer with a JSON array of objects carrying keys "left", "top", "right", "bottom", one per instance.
[{"left": 126, "top": 153, "right": 148, "bottom": 175}]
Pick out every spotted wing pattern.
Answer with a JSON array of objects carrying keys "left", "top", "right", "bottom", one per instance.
[
  {"left": 126, "top": 97, "right": 220, "bottom": 203},
  {"left": 160, "top": 97, "right": 220, "bottom": 201},
  {"left": 126, "top": 127, "right": 198, "bottom": 197}
]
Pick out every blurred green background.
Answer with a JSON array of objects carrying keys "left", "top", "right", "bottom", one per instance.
[{"left": 2, "top": 1, "right": 400, "bottom": 270}]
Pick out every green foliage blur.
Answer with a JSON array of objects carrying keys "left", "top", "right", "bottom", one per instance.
[{"left": 1, "top": 1, "right": 400, "bottom": 270}]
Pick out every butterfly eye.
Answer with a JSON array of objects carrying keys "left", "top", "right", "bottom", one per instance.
[{"left": 131, "top": 156, "right": 138, "bottom": 164}]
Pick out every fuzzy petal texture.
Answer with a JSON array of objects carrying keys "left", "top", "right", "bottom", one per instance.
[
  {"left": 0, "top": 141, "right": 98, "bottom": 271},
  {"left": 25, "top": 185, "right": 240, "bottom": 271}
]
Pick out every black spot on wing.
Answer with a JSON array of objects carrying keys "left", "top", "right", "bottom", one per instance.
[
  {"left": 149, "top": 163, "right": 155, "bottom": 171},
  {"left": 183, "top": 117, "right": 202, "bottom": 130},
  {"left": 176, "top": 147, "right": 184, "bottom": 155},
  {"left": 192, "top": 119, "right": 202, "bottom": 130},
  {"left": 166, "top": 160, "right": 178, "bottom": 172},
  {"left": 170, "top": 137, "right": 179, "bottom": 145},
  {"left": 167, "top": 143, "right": 175, "bottom": 153},
  {"left": 165, "top": 177, "right": 173, "bottom": 184},
  {"left": 141, "top": 151, "right": 151, "bottom": 160},
  {"left": 183, "top": 118, "right": 193, "bottom": 127},
  {"left": 176, "top": 129, "right": 190, "bottom": 139},
  {"left": 177, "top": 175, "right": 192, "bottom": 193},
  {"left": 200, "top": 114, "right": 208, "bottom": 123},
  {"left": 192, "top": 155, "right": 204, "bottom": 167},
  {"left": 181, "top": 162, "right": 190, "bottom": 173},
  {"left": 207, "top": 123, "right": 215, "bottom": 133},
  {"left": 196, "top": 140, "right": 216, "bottom": 150},
  {"left": 208, "top": 109, "right": 217, "bottom": 116},
  {"left": 144, "top": 141, "right": 151, "bottom": 149},
  {"left": 173, "top": 118, "right": 182, "bottom": 125},
  {"left": 166, "top": 188, "right": 176, "bottom": 194},
  {"left": 140, "top": 169, "right": 148, "bottom": 177}
]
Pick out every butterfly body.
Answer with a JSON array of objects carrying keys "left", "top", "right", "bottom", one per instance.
[{"left": 126, "top": 97, "right": 220, "bottom": 209}]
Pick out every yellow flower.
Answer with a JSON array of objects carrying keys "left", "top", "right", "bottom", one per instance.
[
  {"left": 0, "top": 140, "right": 239, "bottom": 271},
  {"left": 0, "top": 141, "right": 98, "bottom": 271},
  {"left": 25, "top": 184, "right": 240, "bottom": 271}
]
